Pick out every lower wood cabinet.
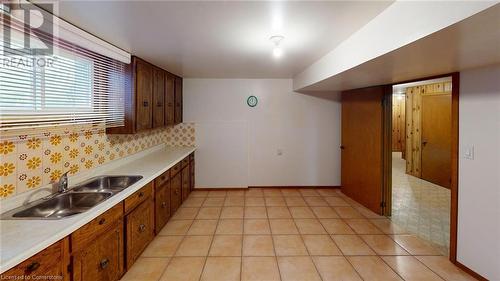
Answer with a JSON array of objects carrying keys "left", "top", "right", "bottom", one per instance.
[
  {"left": 181, "top": 165, "right": 190, "bottom": 201},
  {"left": 154, "top": 171, "right": 171, "bottom": 233},
  {"left": 125, "top": 197, "right": 154, "bottom": 268},
  {"left": 170, "top": 171, "right": 182, "bottom": 213},
  {"left": 72, "top": 221, "right": 124, "bottom": 281},
  {"left": 190, "top": 153, "right": 195, "bottom": 191}
]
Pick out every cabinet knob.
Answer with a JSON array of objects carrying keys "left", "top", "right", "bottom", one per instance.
[
  {"left": 138, "top": 224, "right": 146, "bottom": 232},
  {"left": 168, "top": 102, "right": 173, "bottom": 107},
  {"left": 100, "top": 258, "right": 109, "bottom": 269},
  {"left": 26, "top": 261, "right": 40, "bottom": 272},
  {"left": 157, "top": 102, "right": 163, "bottom": 107},
  {"left": 138, "top": 192, "right": 144, "bottom": 198},
  {"left": 143, "top": 101, "right": 149, "bottom": 107},
  {"left": 99, "top": 218, "right": 106, "bottom": 225},
  {"left": 175, "top": 190, "right": 179, "bottom": 195},
  {"left": 161, "top": 202, "right": 167, "bottom": 208}
]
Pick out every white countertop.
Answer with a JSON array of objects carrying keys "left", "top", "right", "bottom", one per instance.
[{"left": 0, "top": 145, "right": 196, "bottom": 273}]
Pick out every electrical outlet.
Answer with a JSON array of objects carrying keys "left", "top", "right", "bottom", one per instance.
[{"left": 463, "top": 145, "right": 474, "bottom": 160}]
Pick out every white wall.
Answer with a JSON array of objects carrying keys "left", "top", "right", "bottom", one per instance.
[
  {"left": 184, "top": 79, "right": 341, "bottom": 188},
  {"left": 458, "top": 64, "right": 500, "bottom": 280}
]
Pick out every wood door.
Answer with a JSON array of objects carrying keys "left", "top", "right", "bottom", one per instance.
[
  {"left": 126, "top": 199, "right": 154, "bottom": 268},
  {"left": 174, "top": 77, "right": 183, "bottom": 124},
  {"left": 154, "top": 182, "right": 171, "bottom": 233},
  {"left": 152, "top": 68, "right": 165, "bottom": 128},
  {"left": 421, "top": 94, "right": 452, "bottom": 188},
  {"left": 73, "top": 221, "right": 124, "bottom": 281},
  {"left": 170, "top": 172, "right": 182, "bottom": 213},
  {"left": 165, "top": 74, "right": 175, "bottom": 126},
  {"left": 341, "top": 86, "right": 386, "bottom": 214},
  {"left": 135, "top": 60, "right": 153, "bottom": 131}
]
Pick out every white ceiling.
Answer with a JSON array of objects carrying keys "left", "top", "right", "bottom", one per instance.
[{"left": 54, "top": 1, "right": 393, "bottom": 78}]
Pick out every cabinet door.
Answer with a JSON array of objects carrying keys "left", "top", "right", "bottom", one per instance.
[
  {"left": 126, "top": 199, "right": 154, "bottom": 268},
  {"left": 181, "top": 166, "right": 190, "bottom": 201},
  {"left": 170, "top": 172, "right": 182, "bottom": 213},
  {"left": 136, "top": 59, "right": 153, "bottom": 131},
  {"left": 190, "top": 156, "right": 195, "bottom": 191},
  {"left": 73, "top": 221, "right": 124, "bottom": 281},
  {"left": 155, "top": 182, "right": 171, "bottom": 233},
  {"left": 165, "top": 74, "right": 175, "bottom": 126},
  {"left": 152, "top": 68, "right": 165, "bottom": 128},
  {"left": 174, "top": 77, "right": 183, "bottom": 124}
]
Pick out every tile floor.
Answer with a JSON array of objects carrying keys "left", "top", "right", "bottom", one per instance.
[
  {"left": 391, "top": 152, "right": 451, "bottom": 255},
  {"left": 120, "top": 188, "right": 475, "bottom": 281}
]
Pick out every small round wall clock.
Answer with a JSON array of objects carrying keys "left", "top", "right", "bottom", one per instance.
[{"left": 247, "top": 95, "right": 258, "bottom": 107}]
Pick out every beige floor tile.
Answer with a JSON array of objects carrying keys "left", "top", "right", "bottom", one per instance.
[
  {"left": 273, "top": 235, "right": 308, "bottom": 256},
  {"left": 263, "top": 189, "right": 283, "bottom": 197},
  {"left": 331, "top": 235, "right": 376, "bottom": 255},
  {"left": 201, "top": 257, "right": 241, "bottom": 281},
  {"left": 333, "top": 206, "right": 364, "bottom": 218},
  {"left": 226, "top": 190, "right": 245, "bottom": 196},
  {"left": 320, "top": 219, "right": 355, "bottom": 234},
  {"left": 175, "top": 235, "right": 213, "bottom": 256},
  {"left": 181, "top": 197, "right": 205, "bottom": 207},
  {"left": 345, "top": 219, "right": 384, "bottom": 234},
  {"left": 355, "top": 206, "right": 385, "bottom": 219},
  {"left": 190, "top": 191, "right": 209, "bottom": 198},
  {"left": 304, "top": 196, "right": 329, "bottom": 206},
  {"left": 209, "top": 235, "right": 242, "bottom": 256},
  {"left": 216, "top": 219, "right": 243, "bottom": 235},
  {"left": 311, "top": 206, "right": 339, "bottom": 218},
  {"left": 312, "top": 256, "right": 363, "bottom": 281},
  {"left": 324, "top": 196, "right": 351, "bottom": 206},
  {"left": 187, "top": 220, "right": 218, "bottom": 235},
  {"left": 244, "top": 219, "right": 271, "bottom": 234},
  {"left": 361, "top": 235, "right": 410, "bottom": 255},
  {"left": 391, "top": 235, "right": 442, "bottom": 255},
  {"left": 281, "top": 189, "right": 301, "bottom": 197},
  {"left": 207, "top": 190, "right": 227, "bottom": 197},
  {"left": 245, "top": 197, "right": 265, "bottom": 206},
  {"left": 294, "top": 219, "right": 327, "bottom": 234},
  {"left": 196, "top": 207, "right": 221, "bottom": 219},
  {"left": 277, "top": 256, "right": 322, "bottom": 281},
  {"left": 171, "top": 207, "right": 199, "bottom": 220},
  {"left": 348, "top": 256, "right": 403, "bottom": 281},
  {"left": 242, "top": 235, "right": 275, "bottom": 256},
  {"left": 299, "top": 189, "right": 320, "bottom": 197},
  {"left": 265, "top": 196, "right": 286, "bottom": 206},
  {"left": 120, "top": 257, "right": 170, "bottom": 281},
  {"left": 370, "top": 218, "right": 407, "bottom": 234},
  {"left": 317, "top": 189, "right": 340, "bottom": 197},
  {"left": 159, "top": 220, "right": 193, "bottom": 235},
  {"left": 285, "top": 196, "right": 307, "bottom": 206},
  {"left": 269, "top": 219, "right": 299, "bottom": 234},
  {"left": 246, "top": 188, "right": 264, "bottom": 197},
  {"left": 289, "top": 206, "right": 315, "bottom": 218},
  {"left": 415, "top": 256, "right": 477, "bottom": 281},
  {"left": 142, "top": 236, "right": 184, "bottom": 257},
  {"left": 224, "top": 196, "right": 245, "bottom": 206},
  {"left": 220, "top": 206, "right": 244, "bottom": 219},
  {"left": 159, "top": 257, "right": 205, "bottom": 281},
  {"left": 302, "top": 235, "right": 342, "bottom": 255},
  {"left": 242, "top": 257, "right": 281, "bottom": 281},
  {"left": 382, "top": 256, "right": 444, "bottom": 281},
  {"left": 203, "top": 197, "right": 225, "bottom": 207},
  {"left": 267, "top": 206, "right": 292, "bottom": 218},
  {"left": 244, "top": 206, "right": 267, "bottom": 218}
]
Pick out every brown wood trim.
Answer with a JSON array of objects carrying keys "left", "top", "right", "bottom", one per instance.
[
  {"left": 382, "top": 85, "right": 393, "bottom": 216},
  {"left": 194, "top": 186, "right": 341, "bottom": 191},
  {"left": 455, "top": 261, "right": 488, "bottom": 281}
]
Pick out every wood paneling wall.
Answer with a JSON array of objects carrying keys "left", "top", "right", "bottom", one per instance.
[
  {"left": 392, "top": 95, "right": 405, "bottom": 154},
  {"left": 405, "top": 81, "right": 452, "bottom": 177}
]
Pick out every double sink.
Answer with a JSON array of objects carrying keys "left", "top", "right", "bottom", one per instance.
[{"left": 1, "top": 175, "right": 143, "bottom": 220}]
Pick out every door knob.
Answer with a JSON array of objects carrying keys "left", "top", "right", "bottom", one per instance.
[{"left": 340, "top": 145, "right": 345, "bottom": 150}]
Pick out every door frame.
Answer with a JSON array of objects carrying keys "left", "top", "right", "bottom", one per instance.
[{"left": 382, "top": 72, "right": 459, "bottom": 262}]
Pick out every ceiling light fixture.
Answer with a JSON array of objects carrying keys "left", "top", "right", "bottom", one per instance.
[{"left": 270, "top": 35, "right": 284, "bottom": 59}]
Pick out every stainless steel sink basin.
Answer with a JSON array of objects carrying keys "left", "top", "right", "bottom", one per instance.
[{"left": 1, "top": 175, "right": 143, "bottom": 220}]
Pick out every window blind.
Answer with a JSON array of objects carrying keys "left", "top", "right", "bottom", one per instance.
[{"left": 0, "top": 5, "right": 126, "bottom": 139}]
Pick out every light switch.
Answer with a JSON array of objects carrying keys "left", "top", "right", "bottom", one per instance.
[{"left": 463, "top": 145, "right": 474, "bottom": 160}]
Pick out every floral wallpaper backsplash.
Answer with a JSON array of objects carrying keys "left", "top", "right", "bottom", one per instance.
[{"left": 0, "top": 123, "right": 195, "bottom": 199}]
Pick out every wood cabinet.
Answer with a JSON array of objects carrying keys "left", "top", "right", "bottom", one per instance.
[
  {"left": 154, "top": 170, "right": 171, "bottom": 233},
  {"left": 72, "top": 221, "right": 124, "bottom": 281},
  {"left": 170, "top": 171, "right": 182, "bottom": 213},
  {"left": 124, "top": 182, "right": 153, "bottom": 214},
  {"left": 181, "top": 165, "right": 190, "bottom": 201},
  {"left": 1, "top": 238, "right": 69, "bottom": 280},
  {"left": 107, "top": 56, "right": 183, "bottom": 134},
  {"left": 190, "top": 153, "right": 195, "bottom": 191},
  {"left": 125, "top": 198, "right": 154, "bottom": 268}
]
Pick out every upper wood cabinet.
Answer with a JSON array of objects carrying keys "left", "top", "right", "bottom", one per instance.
[{"left": 107, "top": 56, "right": 183, "bottom": 134}]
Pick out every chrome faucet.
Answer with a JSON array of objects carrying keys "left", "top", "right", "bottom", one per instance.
[{"left": 57, "top": 171, "right": 70, "bottom": 193}]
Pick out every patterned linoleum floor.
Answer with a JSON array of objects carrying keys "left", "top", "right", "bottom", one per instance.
[
  {"left": 120, "top": 188, "right": 474, "bottom": 281},
  {"left": 391, "top": 152, "right": 451, "bottom": 255}
]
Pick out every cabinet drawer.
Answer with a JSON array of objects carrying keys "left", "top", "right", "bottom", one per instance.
[
  {"left": 1, "top": 240, "right": 64, "bottom": 279},
  {"left": 124, "top": 182, "right": 153, "bottom": 214},
  {"left": 170, "top": 162, "right": 182, "bottom": 176},
  {"left": 126, "top": 199, "right": 154, "bottom": 268},
  {"left": 181, "top": 157, "right": 189, "bottom": 168},
  {"left": 71, "top": 204, "right": 123, "bottom": 252},
  {"left": 154, "top": 170, "right": 170, "bottom": 188}
]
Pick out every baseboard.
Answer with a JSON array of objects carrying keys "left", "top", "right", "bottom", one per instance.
[
  {"left": 455, "top": 261, "right": 488, "bottom": 281},
  {"left": 194, "top": 187, "right": 248, "bottom": 191},
  {"left": 194, "top": 186, "right": 341, "bottom": 190}
]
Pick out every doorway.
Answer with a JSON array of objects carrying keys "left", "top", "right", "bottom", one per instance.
[{"left": 390, "top": 77, "right": 453, "bottom": 255}]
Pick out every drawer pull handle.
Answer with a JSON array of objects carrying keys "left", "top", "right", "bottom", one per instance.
[
  {"left": 161, "top": 202, "right": 167, "bottom": 208},
  {"left": 100, "top": 258, "right": 109, "bottom": 269},
  {"left": 99, "top": 218, "right": 106, "bottom": 225},
  {"left": 157, "top": 102, "right": 163, "bottom": 107},
  {"left": 26, "top": 261, "right": 40, "bottom": 272},
  {"left": 138, "top": 192, "right": 144, "bottom": 198},
  {"left": 138, "top": 224, "right": 146, "bottom": 232}
]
